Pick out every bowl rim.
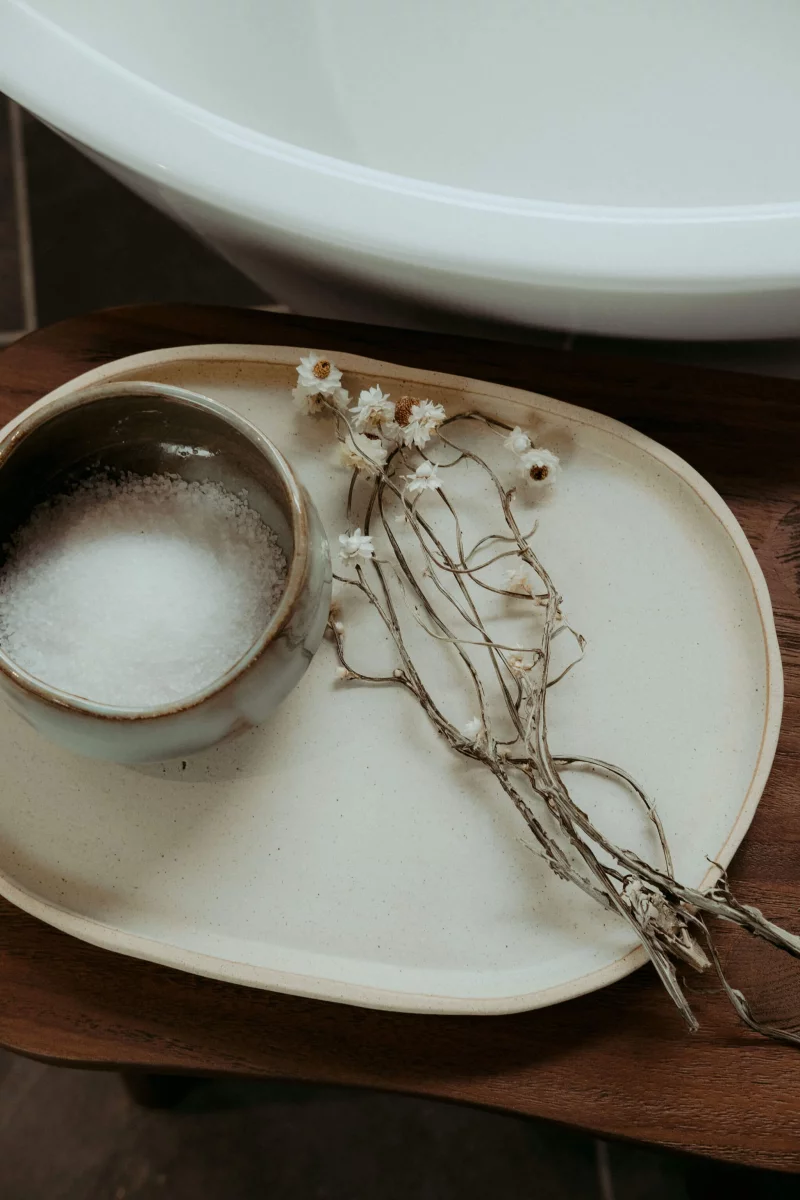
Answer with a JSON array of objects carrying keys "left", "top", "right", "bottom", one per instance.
[
  {"left": 3, "top": 1, "right": 800, "bottom": 291},
  {"left": 0, "top": 380, "right": 313, "bottom": 721}
]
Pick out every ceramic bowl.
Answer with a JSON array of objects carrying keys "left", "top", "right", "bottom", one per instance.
[
  {"left": 5, "top": 3, "right": 800, "bottom": 338},
  {"left": 0, "top": 380, "right": 332, "bottom": 763}
]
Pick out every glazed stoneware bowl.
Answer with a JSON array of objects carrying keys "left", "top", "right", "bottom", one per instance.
[{"left": 0, "top": 380, "right": 332, "bottom": 763}]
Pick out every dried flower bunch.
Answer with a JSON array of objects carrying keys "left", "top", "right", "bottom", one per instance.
[{"left": 293, "top": 351, "right": 800, "bottom": 1044}]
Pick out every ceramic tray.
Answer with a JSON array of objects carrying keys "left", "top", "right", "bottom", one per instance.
[{"left": 0, "top": 346, "right": 782, "bottom": 1014}]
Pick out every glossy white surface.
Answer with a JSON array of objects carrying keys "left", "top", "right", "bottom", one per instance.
[
  {"left": 21, "top": 0, "right": 800, "bottom": 206},
  {"left": 2, "top": 1, "right": 800, "bottom": 336},
  {"left": 0, "top": 346, "right": 781, "bottom": 1012}
]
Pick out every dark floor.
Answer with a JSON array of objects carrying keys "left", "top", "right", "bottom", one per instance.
[
  {"left": 0, "top": 92, "right": 798, "bottom": 1197},
  {"left": 4, "top": 1049, "right": 795, "bottom": 1200},
  {"left": 0, "top": 97, "right": 265, "bottom": 344}
]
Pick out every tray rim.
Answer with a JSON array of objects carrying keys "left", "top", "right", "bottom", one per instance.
[{"left": 0, "top": 342, "right": 783, "bottom": 1014}]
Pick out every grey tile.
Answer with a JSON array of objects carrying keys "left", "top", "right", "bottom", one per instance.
[
  {"left": 0, "top": 1049, "right": 602, "bottom": 1200},
  {"left": 0, "top": 97, "right": 23, "bottom": 332},
  {"left": 603, "top": 1140, "right": 691, "bottom": 1200},
  {"left": 605, "top": 1138, "right": 800, "bottom": 1200},
  {"left": 682, "top": 1156, "right": 800, "bottom": 1200},
  {"left": 22, "top": 112, "right": 267, "bottom": 327}
]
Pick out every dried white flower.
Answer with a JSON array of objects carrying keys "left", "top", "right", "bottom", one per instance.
[
  {"left": 332, "top": 620, "right": 345, "bottom": 635},
  {"left": 504, "top": 426, "right": 531, "bottom": 456},
  {"left": 337, "top": 432, "right": 388, "bottom": 478},
  {"left": 404, "top": 460, "right": 442, "bottom": 496},
  {"left": 518, "top": 447, "right": 560, "bottom": 488},
  {"left": 403, "top": 400, "right": 446, "bottom": 449},
  {"left": 463, "top": 716, "right": 483, "bottom": 742},
  {"left": 386, "top": 395, "right": 416, "bottom": 440},
  {"left": 297, "top": 352, "right": 343, "bottom": 396},
  {"left": 350, "top": 386, "right": 394, "bottom": 433},
  {"left": 380, "top": 421, "right": 402, "bottom": 447},
  {"left": 335, "top": 666, "right": 354, "bottom": 681},
  {"left": 503, "top": 566, "right": 532, "bottom": 595},
  {"left": 338, "top": 528, "right": 375, "bottom": 562},
  {"left": 292, "top": 354, "right": 347, "bottom": 415}
]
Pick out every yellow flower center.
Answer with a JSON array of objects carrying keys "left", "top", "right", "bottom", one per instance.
[{"left": 394, "top": 396, "right": 415, "bottom": 427}]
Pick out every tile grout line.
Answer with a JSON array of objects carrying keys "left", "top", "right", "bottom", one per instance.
[
  {"left": 8, "top": 101, "right": 37, "bottom": 332},
  {"left": 594, "top": 1139, "right": 617, "bottom": 1200}
]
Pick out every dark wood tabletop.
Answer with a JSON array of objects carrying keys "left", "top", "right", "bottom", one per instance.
[{"left": 1, "top": 304, "right": 799, "bottom": 1172}]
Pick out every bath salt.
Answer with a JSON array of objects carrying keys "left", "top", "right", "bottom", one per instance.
[{"left": 0, "top": 472, "right": 288, "bottom": 709}]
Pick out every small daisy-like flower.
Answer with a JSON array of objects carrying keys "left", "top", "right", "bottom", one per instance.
[
  {"left": 403, "top": 460, "right": 442, "bottom": 496},
  {"left": 292, "top": 354, "right": 346, "bottom": 415},
  {"left": 392, "top": 396, "right": 415, "bottom": 428},
  {"left": 518, "top": 447, "right": 560, "bottom": 487},
  {"left": 403, "top": 400, "right": 446, "bottom": 449},
  {"left": 339, "top": 528, "right": 375, "bottom": 562},
  {"left": 297, "top": 352, "right": 343, "bottom": 396},
  {"left": 504, "top": 426, "right": 531, "bottom": 456},
  {"left": 380, "top": 397, "right": 411, "bottom": 447},
  {"left": 350, "top": 386, "right": 394, "bottom": 433},
  {"left": 337, "top": 432, "right": 388, "bottom": 478},
  {"left": 463, "top": 716, "right": 484, "bottom": 742},
  {"left": 503, "top": 566, "right": 532, "bottom": 595},
  {"left": 381, "top": 422, "right": 403, "bottom": 448}
]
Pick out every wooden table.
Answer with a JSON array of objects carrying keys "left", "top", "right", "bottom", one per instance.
[{"left": 1, "top": 304, "right": 799, "bottom": 1171}]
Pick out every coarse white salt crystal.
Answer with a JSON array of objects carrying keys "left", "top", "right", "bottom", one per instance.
[{"left": 0, "top": 472, "right": 288, "bottom": 709}]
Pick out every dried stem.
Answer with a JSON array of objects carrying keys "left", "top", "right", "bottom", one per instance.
[{"left": 323, "top": 391, "right": 797, "bottom": 1043}]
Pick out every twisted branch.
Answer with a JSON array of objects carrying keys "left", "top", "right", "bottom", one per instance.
[{"left": 321, "top": 389, "right": 796, "bottom": 1042}]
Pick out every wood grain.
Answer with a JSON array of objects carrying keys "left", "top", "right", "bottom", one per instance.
[{"left": 0, "top": 305, "right": 799, "bottom": 1171}]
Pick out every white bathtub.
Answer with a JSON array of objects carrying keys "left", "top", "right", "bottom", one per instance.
[{"left": 3, "top": 0, "right": 800, "bottom": 338}]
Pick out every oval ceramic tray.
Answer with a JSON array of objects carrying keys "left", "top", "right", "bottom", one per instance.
[{"left": 0, "top": 346, "right": 782, "bottom": 1014}]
